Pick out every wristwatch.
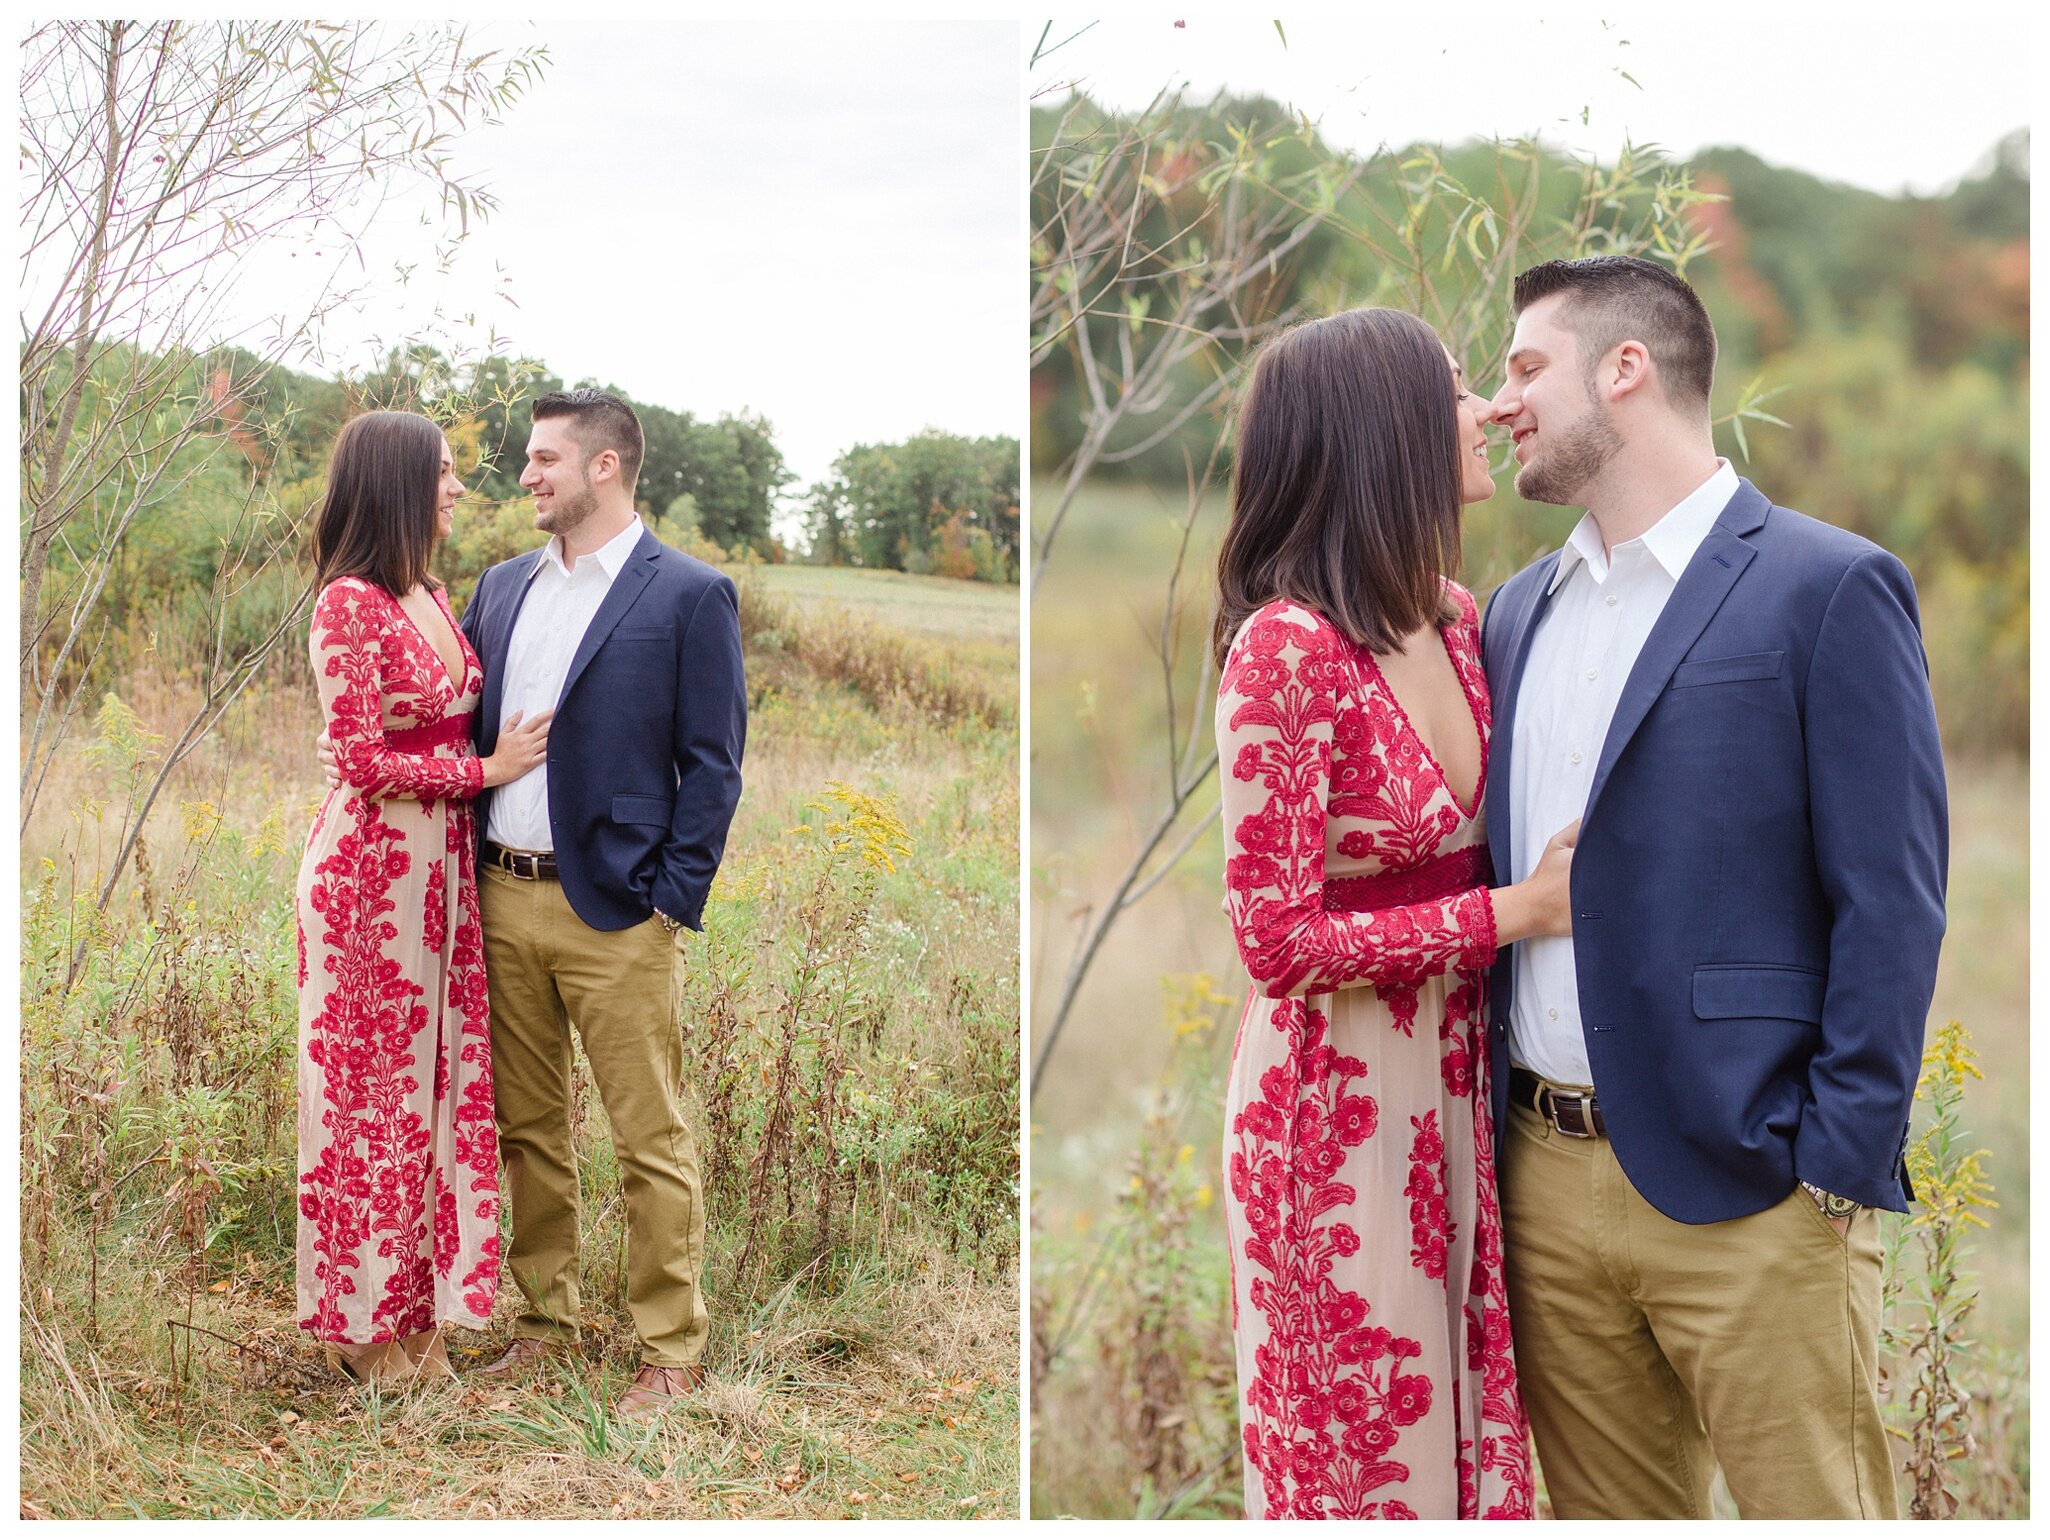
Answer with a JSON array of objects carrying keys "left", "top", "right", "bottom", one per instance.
[
  {"left": 653, "top": 908, "right": 682, "bottom": 934},
  {"left": 1800, "top": 1180, "right": 1860, "bottom": 1222}
]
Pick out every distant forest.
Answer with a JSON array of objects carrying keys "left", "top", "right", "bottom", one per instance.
[
  {"left": 193, "top": 349, "right": 1020, "bottom": 583},
  {"left": 1032, "top": 101, "right": 2027, "bottom": 753}
]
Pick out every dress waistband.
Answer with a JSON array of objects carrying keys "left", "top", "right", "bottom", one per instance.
[
  {"left": 1323, "top": 843, "right": 1490, "bottom": 913},
  {"left": 383, "top": 712, "right": 473, "bottom": 753}
]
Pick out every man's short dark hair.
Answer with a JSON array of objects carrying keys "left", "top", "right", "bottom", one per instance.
[
  {"left": 531, "top": 388, "right": 645, "bottom": 489},
  {"left": 1513, "top": 256, "right": 1717, "bottom": 414}
]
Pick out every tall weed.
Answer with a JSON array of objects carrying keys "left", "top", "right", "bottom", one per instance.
[
  {"left": 20, "top": 572, "right": 1019, "bottom": 1518},
  {"left": 1880, "top": 1020, "right": 2019, "bottom": 1518}
]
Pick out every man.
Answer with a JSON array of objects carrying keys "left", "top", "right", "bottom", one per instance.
[
  {"left": 1479, "top": 257, "right": 1946, "bottom": 1518},
  {"left": 331, "top": 388, "right": 744, "bottom": 1415}
]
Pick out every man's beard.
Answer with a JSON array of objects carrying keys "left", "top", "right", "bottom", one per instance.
[
  {"left": 1514, "top": 400, "right": 1623, "bottom": 507},
  {"left": 535, "top": 484, "right": 599, "bottom": 535}
]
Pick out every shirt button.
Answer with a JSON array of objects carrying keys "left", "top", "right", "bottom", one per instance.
[
  {"left": 1548, "top": 1007, "right": 1560, "bottom": 1020},
  {"left": 1570, "top": 750, "right": 1584, "bottom": 765},
  {"left": 1606, "top": 595, "right": 1618, "bottom": 607},
  {"left": 1586, "top": 668, "right": 1598, "bottom": 681}
]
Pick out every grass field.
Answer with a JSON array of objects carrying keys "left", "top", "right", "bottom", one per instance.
[
  {"left": 1029, "top": 478, "right": 2029, "bottom": 1519},
  {"left": 21, "top": 562, "right": 1022, "bottom": 1520},
  {"left": 748, "top": 564, "right": 1020, "bottom": 644}
]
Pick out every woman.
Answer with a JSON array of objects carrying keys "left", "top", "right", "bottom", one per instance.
[
  {"left": 296, "top": 411, "right": 550, "bottom": 1383},
  {"left": 1213, "top": 308, "right": 1576, "bottom": 1518}
]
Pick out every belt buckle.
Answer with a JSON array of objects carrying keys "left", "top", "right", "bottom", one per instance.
[
  {"left": 1537, "top": 1081, "right": 1599, "bottom": 1140},
  {"left": 1555, "top": 1090, "right": 1598, "bottom": 1139}
]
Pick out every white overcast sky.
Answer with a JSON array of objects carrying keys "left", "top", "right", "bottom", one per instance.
[
  {"left": 1033, "top": 12, "right": 2030, "bottom": 197},
  {"left": 226, "top": 20, "right": 1020, "bottom": 502}
]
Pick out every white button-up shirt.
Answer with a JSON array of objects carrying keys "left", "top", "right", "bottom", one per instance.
[
  {"left": 1507, "top": 460, "right": 1739, "bottom": 1085},
  {"left": 485, "top": 516, "right": 645, "bottom": 852}
]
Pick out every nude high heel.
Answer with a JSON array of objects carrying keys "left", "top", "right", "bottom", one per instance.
[
  {"left": 328, "top": 1338, "right": 418, "bottom": 1385},
  {"left": 401, "top": 1325, "right": 458, "bottom": 1380}
]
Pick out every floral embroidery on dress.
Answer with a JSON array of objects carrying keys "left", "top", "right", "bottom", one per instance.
[
  {"left": 1219, "top": 588, "right": 1530, "bottom": 1520},
  {"left": 423, "top": 858, "right": 447, "bottom": 954},
  {"left": 1406, "top": 1112, "right": 1452, "bottom": 1281},
  {"left": 296, "top": 577, "right": 498, "bottom": 1344}
]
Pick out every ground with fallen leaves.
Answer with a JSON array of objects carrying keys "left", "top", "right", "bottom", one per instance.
[{"left": 22, "top": 1251, "right": 1018, "bottom": 1519}]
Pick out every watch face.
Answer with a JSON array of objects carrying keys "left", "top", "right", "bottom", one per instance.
[{"left": 1802, "top": 1182, "right": 1858, "bottom": 1220}]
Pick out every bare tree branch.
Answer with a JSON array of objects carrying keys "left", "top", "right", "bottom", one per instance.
[{"left": 20, "top": 20, "right": 551, "bottom": 927}]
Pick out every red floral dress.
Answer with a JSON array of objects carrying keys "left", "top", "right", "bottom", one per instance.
[
  {"left": 295, "top": 577, "right": 499, "bottom": 1345},
  {"left": 1217, "top": 589, "right": 1531, "bottom": 1520}
]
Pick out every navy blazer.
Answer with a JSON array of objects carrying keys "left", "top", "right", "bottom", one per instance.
[
  {"left": 1481, "top": 478, "right": 1947, "bottom": 1222},
  {"left": 458, "top": 527, "right": 746, "bottom": 932}
]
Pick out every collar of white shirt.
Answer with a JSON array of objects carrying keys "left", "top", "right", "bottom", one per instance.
[
  {"left": 1546, "top": 459, "right": 1740, "bottom": 593},
  {"left": 538, "top": 515, "right": 646, "bottom": 581}
]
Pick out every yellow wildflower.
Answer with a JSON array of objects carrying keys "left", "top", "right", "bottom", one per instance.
[{"left": 180, "top": 800, "right": 222, "bottom": 844}]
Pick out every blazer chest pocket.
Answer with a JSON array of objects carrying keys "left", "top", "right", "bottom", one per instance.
[
  {"left": 613, "top": 624, "right": 674, "bottom": 644},
  {"left": 612, "top": 793, "right": 674, "bottom": 827},
  {"left": 1668, "top": 650, "right": 1784, "bottom": 689},
  {"left": 1693, "top": 964, "right": 1825, "bottom": 1022}
]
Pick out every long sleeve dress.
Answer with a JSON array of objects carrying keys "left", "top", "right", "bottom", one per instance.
[
  {"left": 1217, "top": 589, "right": 1531, "bottom": 1520},
  {"left": 295, "top": 576, "right": 499, "bottom": 1345}
]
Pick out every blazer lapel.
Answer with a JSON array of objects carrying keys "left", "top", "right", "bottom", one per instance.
[
  {"left": 1485, "top": 568, "right": 1559, "bottom": 883},
  {"left": 478, "top": 550, "right": 546, "bottom": 736},
  {"left": 559, "top": 529, "right": 660, "bottom": 707},
  {"left": 1584, "top": 480, "right": 1771, "bottom": 820}
]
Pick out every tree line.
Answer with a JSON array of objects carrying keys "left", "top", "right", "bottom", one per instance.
[
  {"left": 1030, "top": 95, "right": 2027, "bottom": 754},
  {"left": 804, "top": 432, "right": 1020, "bottom": 583},
  {"left": 217, "top": 347, "right": 1017, "bottom": 581}
]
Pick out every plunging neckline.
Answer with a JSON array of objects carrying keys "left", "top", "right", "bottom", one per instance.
[
  {"left": 1359, "top": 617, "right": 1488, "bottom": 822},
  {"left": 392, "top": 584, "right": 472, "bottom": 700}
]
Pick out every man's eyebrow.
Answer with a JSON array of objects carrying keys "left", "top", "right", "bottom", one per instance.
[{"left": 1505, "top": 346, "right": 1548, "bottom": 369}]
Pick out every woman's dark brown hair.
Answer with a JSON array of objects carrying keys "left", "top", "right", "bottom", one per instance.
[
  {"left": 1212, "top": 307, "right": 1463, "bottom": 667},
  {"left": 310, "top": 410, "right": 445, "bottom": 595}
]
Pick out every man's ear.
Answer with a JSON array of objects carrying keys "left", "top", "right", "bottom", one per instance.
[
  {"left": 591, "top": 448, "right": 621, "bottom": 485},
  {"left": 1606, "top": 339, "right": 1654, "bottom": 403}
]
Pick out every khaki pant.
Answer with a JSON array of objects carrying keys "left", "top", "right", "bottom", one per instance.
[
  {"left": 1500, "top": 1099, "right": 1895, "bottom": 1519},
  {"left": 480, "top": 865, "right": 708, "bottom": 1368}
]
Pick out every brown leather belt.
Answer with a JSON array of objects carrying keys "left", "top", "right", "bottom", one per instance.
[
  {"left": 484, "top": 842, "right": 558, "bottom": 881},
  {"left": 1510, "top": 1066, "right": 1607, "bottom": 1139}
]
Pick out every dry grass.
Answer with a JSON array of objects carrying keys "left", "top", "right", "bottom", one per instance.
[
  {"left": 21, "top": 565, "right": 1021, "bottom": 1520},
  {"left": 745, "top": 563, "right": 1019, "bottom": 644},
  {"left": 21, "top": 1254, "right": 1013, "bottom": 1520},
  {"left": 739, "top": 574, "right": 1015, "bottom": 733}
]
